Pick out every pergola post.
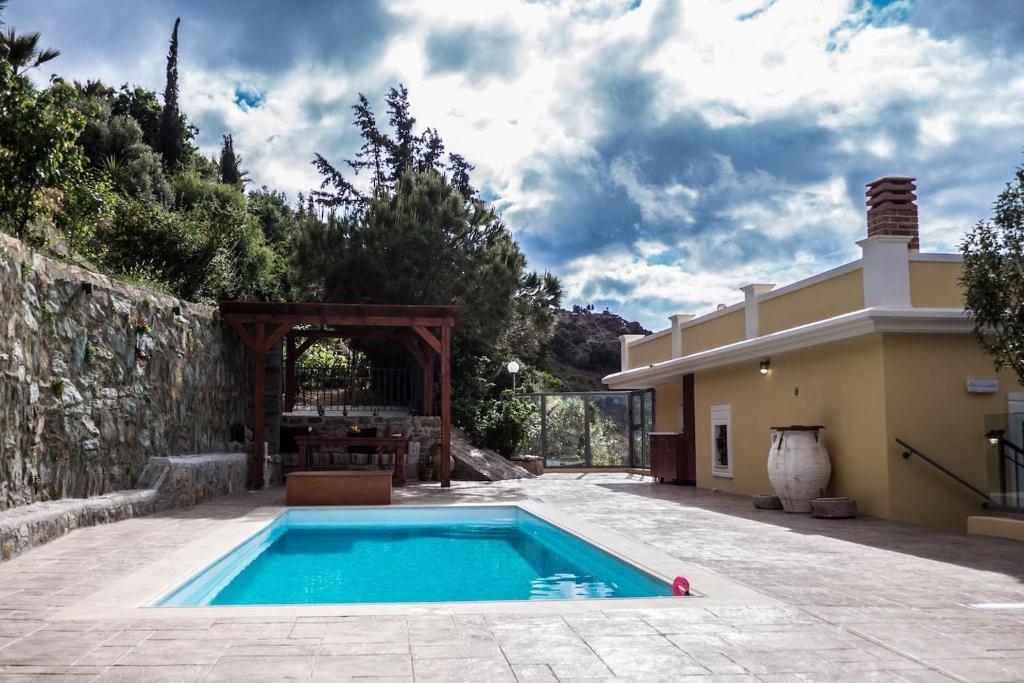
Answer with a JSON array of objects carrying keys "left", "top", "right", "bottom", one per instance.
[
  {"left": 284, "top": 334, "right": 296, "bottom": 412},
  {"left": 252, "top": 324, "right": 267, "bottom": 489},
  {"left": 440, "top": 324, "right": 451, "bottom": 488}
]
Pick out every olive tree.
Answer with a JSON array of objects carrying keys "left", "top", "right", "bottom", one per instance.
[{"left": 961, "top": 161, "right": 1024, "bottom": 386}]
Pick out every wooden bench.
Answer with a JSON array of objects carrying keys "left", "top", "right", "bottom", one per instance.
[{"left": 285, "top": 470, "right": 392, "bottom": 506}]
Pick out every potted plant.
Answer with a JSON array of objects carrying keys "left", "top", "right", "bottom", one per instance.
[{"left": 418, "top": 448, "right": 435, "bottom": 482}]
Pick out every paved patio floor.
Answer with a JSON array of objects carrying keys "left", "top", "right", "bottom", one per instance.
[{"left": 1, "top": 473, "right": 1022, "bottom": 682}]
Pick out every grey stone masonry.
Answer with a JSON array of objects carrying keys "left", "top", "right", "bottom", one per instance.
[
  {"left": 0, "top": 489, "right": 157, "bottom": 561},
  {"left": 1, "top": 452, "right": 248, "bottom": 561},
  {"left": 139, "top": 452, "right": 248, "bottom": 510},
  {"left": 0, "top": 232, "right": 252, "bottom": 509}
]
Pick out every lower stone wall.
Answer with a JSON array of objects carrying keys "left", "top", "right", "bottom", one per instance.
[
  {"left": 139, "top": 452, "right": 248, "bottom": 510},
  {"left": 1, "top": 452, "right": 248, "bottom": 561},
  {"left": 0, "top": 233, "right": 252, "bottom": 509}
]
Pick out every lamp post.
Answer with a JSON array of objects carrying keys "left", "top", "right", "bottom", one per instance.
[{"left": 507, "top": 360, "right": 521, "bottom": 391}]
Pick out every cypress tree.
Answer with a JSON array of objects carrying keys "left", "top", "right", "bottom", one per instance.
[
  {"left": 157, "top": 17, "right": 186, "bottom": 170},
  {"left": 218, "top": 134, "right": 247, "bottom": 188}
]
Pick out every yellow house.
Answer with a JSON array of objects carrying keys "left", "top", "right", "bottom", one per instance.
[{"left": 603, "top": 177, "right": 1024, "bottom": 539}]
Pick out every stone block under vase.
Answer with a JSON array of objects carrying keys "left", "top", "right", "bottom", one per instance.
[{"left": 767, "top": 426, "right": 831, "bottom": 513}]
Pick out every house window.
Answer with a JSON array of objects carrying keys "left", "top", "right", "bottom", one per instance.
[{"left": 710, "top": 404, "right": 732, "bottom": 478}]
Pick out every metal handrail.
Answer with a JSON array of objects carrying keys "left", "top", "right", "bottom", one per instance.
[{"left": 896, "top": 438, "right": 994, "bottom": 504}]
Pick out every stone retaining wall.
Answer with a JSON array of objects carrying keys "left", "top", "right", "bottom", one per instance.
[
  {"left": 1, "top": 452, "right": 249, "bottom": 561},
  {"left": 0, "top": 233, "right": 252, "bottom": 509}
]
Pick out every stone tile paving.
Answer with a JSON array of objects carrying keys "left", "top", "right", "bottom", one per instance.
[{"left": 0, "top": 473, "right": 1022, "bottom": 681}]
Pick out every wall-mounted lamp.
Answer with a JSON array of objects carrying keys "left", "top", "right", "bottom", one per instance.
[
  {"left": 81, "top": 282, "right": 93, "bottom": 295},
  {"left": 986, "top": 429, "right": 1004, "bottom": 446},
  {"left": 759, "top": 358, "right": 771, "bottom": 375}
]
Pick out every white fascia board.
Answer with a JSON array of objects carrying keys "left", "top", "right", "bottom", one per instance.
[
  {"left": 627, "top": 328, "right": 672, "bottom": 347},
  {"left": 909, "top": 252, "right": 962, "bottom": 263},
  {"left": 757, "top": 260, "right": 863, "bottom": 304},
  {"left": 602, "top": 307, "right": 973, "bottom": 389}
]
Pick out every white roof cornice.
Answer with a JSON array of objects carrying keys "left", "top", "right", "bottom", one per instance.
[{"left": 603, "top": 307, "right": 972, "bottom": 389}]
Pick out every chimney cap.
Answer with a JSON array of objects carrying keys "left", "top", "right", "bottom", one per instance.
[{"left": 866, "top": 176, "right": 915, "bottom": 189}]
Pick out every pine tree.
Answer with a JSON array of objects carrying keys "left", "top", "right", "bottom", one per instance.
[
  {"left": 448, "top": 153, "right": 475, "bottom": 200},
  {"left": 218, "top": 134, "right": 247, "bottom": 188},
  {"left": 419, "top": 128, "right": 445, "bottom": 172},
  {"left": 384, "top": 85, "right": 419, "bottom": 183},
  {"left": 349, "top": 94, "right": 387, "bottom": 194},
  {"left": 157, "top": 18, "right": 187, "bottom": 170}
]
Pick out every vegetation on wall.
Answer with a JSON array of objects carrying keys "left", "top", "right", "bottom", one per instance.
[
  {"left": 0, "top": 10, "right": 283, "bottom": 303},
  {"left": 961, "top": 159, "right": 1024, "bottom": 387}
]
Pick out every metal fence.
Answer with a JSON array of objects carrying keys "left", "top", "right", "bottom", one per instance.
[
  {"left": 523, "top": 390, "right": 654, "bottom": 469},
  {"left": 293, "top": 366, "right": 420, "bottom": 414}
]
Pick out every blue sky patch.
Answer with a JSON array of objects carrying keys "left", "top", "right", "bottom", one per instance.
[{"left": 234, "top": 86, "right": 266, "bottom": 110}]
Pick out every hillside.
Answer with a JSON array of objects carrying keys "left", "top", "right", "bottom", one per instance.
[{"left": 541, "top": 306, "right": 651, "bottom": 390}]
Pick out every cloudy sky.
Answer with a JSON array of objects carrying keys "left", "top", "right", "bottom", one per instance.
[{"left": 9, "top": 0, "right": 1024, "bottom": 330}]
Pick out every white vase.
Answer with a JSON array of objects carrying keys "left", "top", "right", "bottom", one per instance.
[{"left": 767, "top": 427, "right": 831, "bottom": 513}]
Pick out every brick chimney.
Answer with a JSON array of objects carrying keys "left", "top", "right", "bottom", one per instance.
[{"left": 865, "top": 176, "right": 918, "bottom": 250}]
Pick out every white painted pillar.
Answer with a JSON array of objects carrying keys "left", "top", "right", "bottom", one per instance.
[
  {"left": 668, "top": 314, "right": 695, "bottom": 358},
  {"left": 740, "top": 283, "right": 775, "bottom": 339},
  {"left": 618, "top": 334, "right": 645, "bottom": 373},
  {"left": 857, "top": 235, "right": 912, "bottom": 307}
]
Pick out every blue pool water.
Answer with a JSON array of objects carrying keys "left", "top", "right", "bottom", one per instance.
[{"left": 158, "top": 506, "right": 672, "bottom": 605}]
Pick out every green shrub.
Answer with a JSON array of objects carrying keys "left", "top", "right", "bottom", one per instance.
[{"left": 472, "top": 390, "right": 538, "bottom": 458}]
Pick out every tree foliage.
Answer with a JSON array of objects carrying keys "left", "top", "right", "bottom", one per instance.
[
  {"left": 0, "top": 61, "right": 85, "bottom": 243},
  {"left": 961, "top": 160, "right": 1024, "bottom": 387},
  {"left": 472, "top": 390, "right": 538, "bottom": 458},
  {"left": 157, "top": 18, "right": 188, "bottom": 171},
  {"left": 0, "top": 3, "right": 60, "bottom": 77},
  {"left": 296, "top": 85, "right": 562, "bottom": 432},
  {"left": 0, "top": 6, "right": 284, "bottom": 303},
  {"left": 218, "top": 134, "right": 248, "bottom": 189}
]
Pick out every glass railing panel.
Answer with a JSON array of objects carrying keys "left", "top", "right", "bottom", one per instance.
[
  {"left": 588, "top": 394, "right": 630, "bottom": 467},
  {"left": 543, "top": 395, "right": 587, "bottom": 468}
]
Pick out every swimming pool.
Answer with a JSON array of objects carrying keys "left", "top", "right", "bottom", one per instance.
[{"left": 158, "top": 506, "right": 673, "bottom": 606}]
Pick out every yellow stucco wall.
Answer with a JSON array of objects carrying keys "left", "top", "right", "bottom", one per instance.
[
  {"left": 627, "top": 333, "right": 672, "bottom": 369},
  {"left": 909, "top": 261, "right": 965, "bottom": 308},
  {"left": 758, "top": 269, "right": 865, "bottom": 336},
  {"left": 691, "top": 337, "right": 892, "bottom": 518},
  {"left": 681, "top": 310, "right": 745, "bottom": 355},
  {"left": 882, "top": 334, "right": 1018, "bottom": 531},
  {"left": 654, "top": 380, "right": 683, "bottom": 432}
]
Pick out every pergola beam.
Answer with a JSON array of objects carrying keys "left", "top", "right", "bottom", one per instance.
[{"left": 224, "top": 314, "right": 454, "bottom": 328}]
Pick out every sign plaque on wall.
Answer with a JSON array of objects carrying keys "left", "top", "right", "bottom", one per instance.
[{"left": 966, "top": 378, "right": 999, "bottom": 394}]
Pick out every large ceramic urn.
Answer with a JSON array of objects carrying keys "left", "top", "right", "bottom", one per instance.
[{"left": 767, "top": 426, "right": 831, "bottom": 513}]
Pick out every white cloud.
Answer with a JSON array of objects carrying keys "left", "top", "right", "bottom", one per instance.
[
  {"left": 609, "top": 154, "right": 699, "bottom": 224},
  {"left": 16, "top": 0, "right": 1024, "bottom": 325}
]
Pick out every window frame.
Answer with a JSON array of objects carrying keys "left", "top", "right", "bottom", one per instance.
[{"left": 710, "top": 404, "right": 733, "bottom": 478}]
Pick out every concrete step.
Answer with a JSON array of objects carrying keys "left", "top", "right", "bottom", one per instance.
[{"left": 968, "top": 515, "right": 1024, "bottom": 542}]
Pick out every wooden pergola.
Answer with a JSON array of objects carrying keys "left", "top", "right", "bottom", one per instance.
[{"left": 219, "top": 302, "right": 459, "bottom": 488}]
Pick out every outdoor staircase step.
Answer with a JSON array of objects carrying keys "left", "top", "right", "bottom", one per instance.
[{"left": 968, "top": 515, "right": 1024, "bottom": 543}]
